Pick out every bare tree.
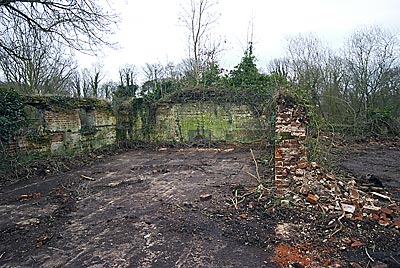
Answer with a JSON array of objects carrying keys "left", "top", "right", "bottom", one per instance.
[
  {"left": 0, "top": 20, "right": 76, "bottom": 95},
  {"left": 285, "top": 33, "right": 329, "bottom": 108},
  {"left": 268, "top": 57, "right": 290, "bottom": 80},
  {"left": 142, "top": 63, "right": 164, "bottom": 83},
  {"left": 179, "top": 0, "right": 219, "bottom": 84},
  {"left": 343, "top": 26, "right": 399, "bottom": 116},
  {"left": 141, "top": 63, "right": 164, "bottom": 96},
  {"left": 70, "top": 70, "right": 82, "bottom": 98},
  {"left": 81, "top": 63, "right": 105, "bottom": 98},
  {"left": 111, "top": 64, "right": 138, "bottom": 99},
  {"left": 0, "top": 0, "right": 118, "bottom": 59},
  {"left": 119, "top": 64, "right": 138, "bottom": 88},
  {"left": 99, "top": 80, "right": 117, "bottom": 100}
]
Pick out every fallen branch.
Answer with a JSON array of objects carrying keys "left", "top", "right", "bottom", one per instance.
[
  {"left": 250, "top": 148, "right": 261, "bottom": 184},
  {"left": 330, "top": 207, "right": 345, "bottom": 237},
  {"left": 80, "top": 175, "right": 95, "bottom": 181},
  {"left": 371, "top": 192, "right": 392, "bottom": 202},
  {"left": 230, "top": 189, "right": 248, "bottom": 209}
]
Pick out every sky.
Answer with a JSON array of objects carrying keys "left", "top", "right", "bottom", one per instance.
[{"left": 78, "top": 0, "right": 400, "bottom": 83}]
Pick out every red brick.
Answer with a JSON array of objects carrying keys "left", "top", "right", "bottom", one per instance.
[
  {"left": 297, "top": 161, "right": 309, "bottom": 169},
  {"left": 393, "top": 218, "right": 400, "bottom": 228},
  {"left": 305, "top": 194, "right": 319, "bottom": 205},
  {"left": 371, "top": 262, "right": 389, "bottom": 268},
  {"left": 380, "top": 207, "right": 393, "bottom": 215},
  {"left": 363, "top": 205, "right": 381, "bottom": 213},
  {"left": 275, "top": 161, "right": 283, "bottom": 167},
  {"left": 350, "top": 189, "right": 359, "bottom": 199},
  {"left": 378, "top": 218, "right": 391, "bottom": 227}
]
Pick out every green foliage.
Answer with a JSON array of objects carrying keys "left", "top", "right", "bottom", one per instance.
[
  {"left": 114, "top": 84, "right": 138, "bottom": 99},
  {"left": 0, "top": 88, "right": 26, "bottom": 144},
  {"left": 228, "top": 43, "right": 273, "bottom": 91},
  {"left": 130, "top": 97, "right": 157, "bottom": 140},
  {"left": 366, "top": 107, "right": 399, "bottom": 136},
  {"left": 141, "top": 79, "right": 183, "bottom": 102},
  {"left": 201, "top": 63, "right": 221, "bottom": 87}
]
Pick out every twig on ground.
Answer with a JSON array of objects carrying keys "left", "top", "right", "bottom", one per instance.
[
  {"left": 365, "top": 247, "right": 375, "bottom": 263},
  {"left": 47, "top": 246, "right": 64, "bottom": 252},
  {"left": 318, "top": 203, "right": 326, "bottom": 213},
  {"left": 391, "top": 256, "right": 400, "bottom": 265},
  {"left": 230, "top": 189, "right": 248, "bottom": 209},
  {"left": 330, "top": 207, "right": 345, "bottom": 237},
  {"left": 231, "top": 189, "right": 240, "bottom": 209},
  {"left": 246, "top": 171, "right": 259, "bottom": 183},
  {"left": 250, "top": 148, "right": 261, "bottom": 183},
  {"left": 80, "top": 175, "right": 95, "bottom": 181}
]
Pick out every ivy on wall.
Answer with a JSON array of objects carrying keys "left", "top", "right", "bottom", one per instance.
[
  {"left": 0, "top": 88, "right": 26, "bottom": 144},
  {"left": 23, "top": 95, "right": 113, "bottom": 113}
]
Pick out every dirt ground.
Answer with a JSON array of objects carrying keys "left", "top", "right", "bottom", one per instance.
[{"left": 0, "top": 142, "right": 399, "bottom": 268}]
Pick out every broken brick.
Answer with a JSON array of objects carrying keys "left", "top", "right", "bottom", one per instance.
[
  {"left": 393, "top": 218, "right": 400, "bottom": 228},
  {"left": 295, "top": 169, "right": 304, "bottom": 176},
  {"left": 350, "top": 262, "right": 363, "bottom": 268},
  {"left": 371, "top": 262, "right": 389, "bottom": 268},
  {"left": 199, "top": 194, "right": 212, "bottom": 201},
  {"left": 388, "top": 204, "right": 400, "bottom": 211},
  {"left": 350, "top": 240, "right": 365, "bottom": 248},
  {"left": 378, "top": 218, "right": 391, "bottom": 227},
  {"left": 353, "top": 212, "right": 362, "bottom": 221},
  {"left": 299, "top": 186, "right": 309, "bottom": 195},
  {"left": 363, "top": 205, "right": 381, "bottom": 213},
  {"left": 297, "top": 161, "right": 309, "bottom": 169},
  {"left": 310, "top": 162, "right": 319, "bottom": 168},
  {"left": 341, "top": 203, "right": 356, "bottom": 214},
  {"left": 350, "top": 189, "right": 359, "bottom": 200},
  {"left": 380, "top": 207, "right": 393, "bottom": 216},
  {"left": 372, "top": 213, "right": 380, "bottom": 220},
  {"left": 305, "top": 194, "right": 319, "bottom": 205}
]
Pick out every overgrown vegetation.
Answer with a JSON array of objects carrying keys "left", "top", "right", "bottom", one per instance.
[
  {"left": 0, "top": 88, "right": 26, "bottom": 145},
  {"left": 0, "top": 88, "right": 26, "bottom": 176},
  {"left": 0, "top": 0, "right": 398, "bottom": 141}
]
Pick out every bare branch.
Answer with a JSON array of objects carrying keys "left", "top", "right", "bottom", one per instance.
[{"left": 0, "top": 0, "right": 119, "bottom": 58}]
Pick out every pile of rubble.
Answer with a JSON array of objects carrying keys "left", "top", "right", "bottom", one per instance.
[
  {"left": 280, "top": 161, "right": 400, "bottom": 229},
  {"left": 273, "top": 91, "right": 399, "bottom": 230}
]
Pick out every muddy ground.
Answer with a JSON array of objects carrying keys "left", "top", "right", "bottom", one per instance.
[{"left": 0, "top": 142, "right": 399, "bottom": 268}]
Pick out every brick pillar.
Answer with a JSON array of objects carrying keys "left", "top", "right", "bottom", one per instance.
[{"left": 275, "top": 92, "right": 308, "bottom": 195}]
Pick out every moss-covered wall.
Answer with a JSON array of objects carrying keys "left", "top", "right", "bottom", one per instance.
[
  {"left": 7, "top": 89, "right": 271, "bottom": 158},
  {"left": 154, "top": 101, "right": 268, "bottom": 143},
  {"left": 8, "top": 96, "right": 116, "bottom": 157},
  {"left": 118, "top": 98, "right": 271, "bottom": 144}
]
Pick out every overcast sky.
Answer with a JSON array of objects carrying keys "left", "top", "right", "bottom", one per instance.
[{"left": 78, "top": 0, "right": 400, "bottom": 83}]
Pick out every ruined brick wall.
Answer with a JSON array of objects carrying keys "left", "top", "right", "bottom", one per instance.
[
  {"left": 7, "top": 97, "right": 116, "bottom": 157},
  {"left": 274, "top": 92, "right": 308, "bottom": 195},
  {"left": 117, "top": 100, "right": 271, "bottom": 144}
]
